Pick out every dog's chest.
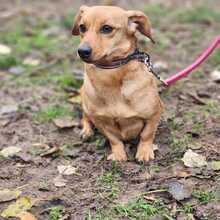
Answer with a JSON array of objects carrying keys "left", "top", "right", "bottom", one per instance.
[{"left": 83, "top": 71, "right": 158, "bottom": 119}]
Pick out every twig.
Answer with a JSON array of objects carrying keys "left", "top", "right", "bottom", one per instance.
[{"left": 142, "top": 189, "right": 167, "bottom": 195}]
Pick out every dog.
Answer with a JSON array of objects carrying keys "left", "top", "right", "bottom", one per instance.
[{"left": 72, "top": 5, "right": 164, "bottom": 162}]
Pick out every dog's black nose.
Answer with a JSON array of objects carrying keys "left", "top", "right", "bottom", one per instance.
[{"left": 78, "top": 45, "right": 92, "bottom": 59}]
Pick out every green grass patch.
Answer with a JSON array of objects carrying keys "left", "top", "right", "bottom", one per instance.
[
  {"left": 193, "top": 190, "right": 215, "bottom": 204},
  {"left": 61, "top": 11, "right": 76, "bottom": 29},
  {"left": 175, "top": 6, "right": 220, "bottom": 24},
  {"left": 202, "top": 100, "right": 220, "bottom": 120},
  {"left": 209, "top": 50, "right": 220, "bottom": 66},
  {"left": 98, "top": 162, "right": 122, "bottom": 200},
  {"left": 48, "top": 206, "right": 65, "bottom": 220},
  {"left": 55, "top": 74, "right": 83, "bottom": 88},
  {"left": 144, "top": 4, "right": 171, "bottom": 26},
  {"left": 33, "top": 105, "right": 72, "bottom": 123},
  {"left": 183, "top": 203, "right": 194, "bottom": 214},
  {"left": 113, "top": 198, "right": 159, "bottom": 219},
  {"left": 0, "top": 55, "right": 18, "bottom": 69},
  {"left": 171, "top": 133, "right": 192, "bottom": 150},
  {"left": 0, "top": 24, "right": 58, "bottom": 57},
  {"left": 88, "top": 198, "right": 170, "bottom": 220}
]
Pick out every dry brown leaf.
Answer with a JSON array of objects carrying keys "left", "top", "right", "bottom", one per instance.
[
  {"left": 68, "top": 95, "right": 81, "bottom": 104},
  {"left": 17, "top": 211, "right": 38, "bottom": 220},
  {"left": 52, "top": 116, "right": 80, "bottom": 129},
  {"left": 182, "top": 149, "right": 207, "bottom": 168}
]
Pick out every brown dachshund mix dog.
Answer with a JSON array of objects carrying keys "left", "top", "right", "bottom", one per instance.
[{"left": 72, "top": 5, "right": 164, "bottom": 162}]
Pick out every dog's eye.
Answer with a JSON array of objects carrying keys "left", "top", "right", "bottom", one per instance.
[
  {"left": 79, "top": 24, "right": 87, "bottom": 33},
  {"left": 100, "top": 25, "right": 113, "bottom": 34}
]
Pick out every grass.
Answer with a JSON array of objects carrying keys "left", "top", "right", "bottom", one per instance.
[
  {"left": 175, "top": 6, "right": 220, "bottom": 24},
  {"left": 193, "top": 190, "right": 215, "bottom": 204},
  {"left": 33, "top": 105, "right": 73, "bottom": 123},
  {"left": 61, "top": 11, "right": 76, "bottom": 29},
  {"left": 171, "top": 133, "right": 192, "bottom": 150},
  {"left": 0, "top": 55, "right": 18, "bottom": 69},
  {"left": 183, "top": 203, "right": 194, "bottom": 214},
  {"left": 113, "top": 198, "right": 159, "bottom": 219},
  {"left": 144, "top": 4, "right": 171, "bottom": 26},
  {"left": 209, "top": 50, "right": 220, "bottom": 66},
  {"left": 98, "top": 162, "right": 122, "bottom": 200},
  {"left": 48, "top": 206, "right": 65, "bottom": 220},
  {"left": 203, "top": 100, "right": 220, "bottom": 120},
  {"left": 88, "top": 198, "right": 170, "bottom": 220}
]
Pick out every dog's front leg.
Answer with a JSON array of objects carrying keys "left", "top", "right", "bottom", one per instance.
[
  {"left": 80, "top": 113, "right": 94, "bottom": 140},
  {"left": 136, "top": 111, "right": 161, "bottom": 162},
  {"left": 102, "top": 129, "right": 127, "bottom": 161}
]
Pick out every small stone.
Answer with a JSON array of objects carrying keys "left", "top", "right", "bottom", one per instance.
[
  {"left": 0, "top": 104, "right": 18, "bottom": 116},
  {"left": 0, "top": 44, "right": 11, "bottom": 55},
  {"left": 211, "top": 70, "right": 220, "bottom": 83},
  {"left": 168, "top": 181, "right": 192, "bottom": 201},
  {"left": 9, "top": 66, "right": 25, "bottom": 75}
]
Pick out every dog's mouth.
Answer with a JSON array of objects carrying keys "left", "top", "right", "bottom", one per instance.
[{"left": 80, "top": 55, "right": 110, "bottom": 66}]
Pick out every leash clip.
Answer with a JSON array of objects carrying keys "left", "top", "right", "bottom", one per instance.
[{"left": 143, "top": 54, "right": 167, "bottom": 86}]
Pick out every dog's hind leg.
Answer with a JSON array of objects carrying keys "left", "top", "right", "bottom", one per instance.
[{"left": 135, "top": 110, "right": 161, "bottom": 162}]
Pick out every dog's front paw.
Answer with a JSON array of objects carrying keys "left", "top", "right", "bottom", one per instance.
[
  {"left": 80, "top": 126, "right": 94, "bottom": 141},
  {"left": 107, "top": 150, "right": 127, "bottom": 161},
  {"left": 135, "top": 145, "right": 154, "bottom": 162}
]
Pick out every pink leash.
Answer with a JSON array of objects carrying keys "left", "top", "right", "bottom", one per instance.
[{"left": 163, "top": 35, "right": 220, "bottom": 87}]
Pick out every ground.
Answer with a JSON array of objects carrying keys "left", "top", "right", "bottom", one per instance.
[{"left": 0, "top": 0, "right": 220, "bottom": 220}]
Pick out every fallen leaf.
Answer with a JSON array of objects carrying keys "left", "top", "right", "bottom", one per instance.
[
  {"left": 0, "top": 118, "right": 11, "bottom": 127},
  {"left": 23, "top": 57, "right": 40, "bottom": 66},
  {"left": 57, "top": 165, "right": 77, "bottom": 175},
  {"left": 1, "top": 196, "right": 34, "bottom": 218},
  {"left": 210, "top": 161, "right": 220, "bottom": 171},
  {"left": 0, "top": 44, "right": 11, "bottom": 55},
  {"left": 0, "top": 146, "right": 22, "bottom": 158},
  {"left": 53, "top": 175, "right": 67, "bottom": 187},
  {"left": 52, "top": 116, "right": 80, "bottom": 129},
  {"left": 182, "top": 149, "right": 207, "bottom": 168},
  {"left": 17, "top": 211, "right": 38, "bottom": 220},
  {"left": 0, "top": 189, "right": 21, "bottom": 203},
  {"left": 188, "top": 142, "right": 202, "bottom": 150},
  {"left": 211, "top": 70, "right": 220, "bottom": 83},
  {"left": 68, "top": 95, "right": 81, "bottom": 104},
  {"left": 28, "top": 143, "right": 50, "bottom": 156},
  {"left": 0, "top": 104, "right": 18, "bottom": 116},
  {"left": 168, "top": 181, "right": 192, "bottom": 201}
]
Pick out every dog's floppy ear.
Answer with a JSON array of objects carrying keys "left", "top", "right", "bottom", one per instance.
[
  {"left": 126, "top": 10, "right": 155, "bottom": 43},
  {"left": 72, "top": 5, "right": 89, "bottom": 35}
]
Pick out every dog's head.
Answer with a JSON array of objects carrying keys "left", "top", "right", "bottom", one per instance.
[{"left": 72, "top": 5, "right": 154, "bottom": 64}]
